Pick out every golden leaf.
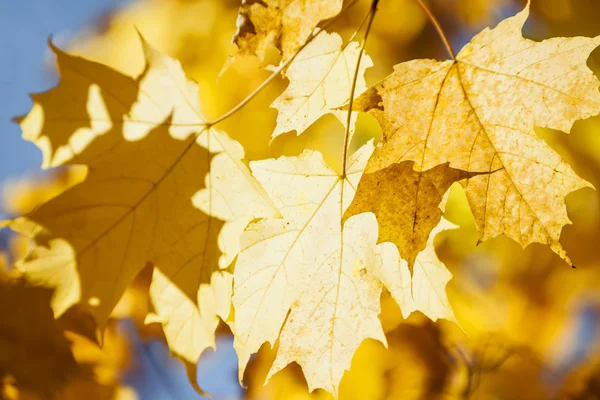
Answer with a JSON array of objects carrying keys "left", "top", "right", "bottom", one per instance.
[
  {"left": 232, "top": 142, "right": 390, "bottom": 396},
  {"left": 354, "top": 2, "right": 600, "bottom": 264},
  {"left": 8, "top": 35, "right": 278, "bottom": 360},
  {"left": 271, "top": 31, "right": 372, "bottom": 139},
  {"left": 231, "top": 0, "right": 343, "bottom": 64}
]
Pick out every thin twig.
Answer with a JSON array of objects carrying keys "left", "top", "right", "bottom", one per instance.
[
  {"left": 206, "top": 0, "right": 362, "bottom": 127},
  {"left": 415, "top": 0, "right": 456, "bottom": 60},
  {"left": 341, "top": 0, "right": 379, "bottom": 176}
]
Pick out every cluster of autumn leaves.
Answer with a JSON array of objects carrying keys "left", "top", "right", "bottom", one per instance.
[{"left": 2, "top": 0, "right": 600, "bottom": 398}]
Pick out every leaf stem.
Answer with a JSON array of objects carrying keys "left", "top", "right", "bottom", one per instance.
[
  {"left": 206, "top": 0, "right": 361, "bottom": 127},
  {"left": 341, "top": 0, "right": 379, "bottom": 176},
  {"left": 415, "top": 0, "right": 456, "bottom": 60}
]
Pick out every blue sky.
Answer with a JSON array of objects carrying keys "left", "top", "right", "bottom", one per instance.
[{"left": 122, "top": 320, "right": 241, "bottom": 400}]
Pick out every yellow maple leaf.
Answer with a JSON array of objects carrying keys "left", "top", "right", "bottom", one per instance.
[
  {"left": 353, "top": 2, "right": 600, "bottom": 265},
  {"left": 233, "top": 142, "right": 387, "bottom": 396},
  {"left": 270, "top": 31, "right": 372, "bottom": 139},
  {"left": 232, "top": 137, "right": 460, "bottom": 395},
  {"left": 231, "top": 0, "right": 343, "bottom": 65},
  {"left": 7, "top": 35, "right": 278, "bottom": 357}
]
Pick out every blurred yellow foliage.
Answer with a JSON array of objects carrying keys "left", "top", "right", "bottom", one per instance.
[{"left": 0, "top": 270, "right": 137, "bottom": 400}]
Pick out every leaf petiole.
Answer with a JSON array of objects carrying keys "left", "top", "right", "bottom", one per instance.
[{"left": 415, "top": 0, "right": 456, "bottom": 60}]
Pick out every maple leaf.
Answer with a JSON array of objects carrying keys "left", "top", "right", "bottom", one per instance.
[
  {"left": 232, "top": 137, "right": 460, "bottom": 395},
  {"left": 7, "top": 35, "right": 277, "bottom": 364},
  {"left": 270, "top": 31, "right": 372, "bottom": 139},
  {"left": 231, "top": 0, "right": 343, "bottom": 65},
  {"left": 352, "top": 2, "right": 600, "bottom": 264},
  {"left": 233, "top": 142, "right": 386, "bottom": 396}
]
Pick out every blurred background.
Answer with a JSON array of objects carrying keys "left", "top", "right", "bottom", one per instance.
[{"left": 2, "top": 0, "right": 600, "bottom": 398}]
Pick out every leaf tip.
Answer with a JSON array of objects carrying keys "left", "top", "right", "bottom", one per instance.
[
  {"left": 11, "top": 114, "right": 24, "bottom": 125},
  {"left": 46, "top": 35, "right": 58, "bottom": 53},
  {"left": 134, "top": 27, "right": 153, "bottom": 57},
  {"left": 134, "top": 27, "right": 163, "bottom": 69},
  {"left": 46, "top": 35, "right": 70, "bottom": 62},
  {"left": 134, "top": 26, "right": 146, "bottom": 45}
]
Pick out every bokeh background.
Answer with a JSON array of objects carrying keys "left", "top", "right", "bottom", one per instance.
[{"left": 2, "top": 0, "right": 600, "bottom": 399}]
